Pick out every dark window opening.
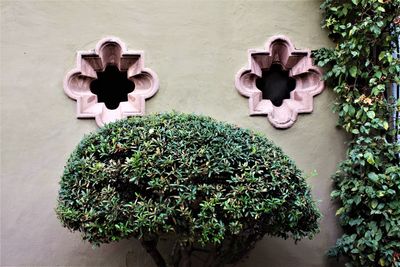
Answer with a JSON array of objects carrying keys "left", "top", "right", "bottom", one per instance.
[
  {"left": 90, "top": 64, "right": 135, "bottom": 110},
  {"left": 255, "top": 64, "right": 296, "bottom": 106}
]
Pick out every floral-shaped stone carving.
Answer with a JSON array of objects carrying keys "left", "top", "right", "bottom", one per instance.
[
  {"left": 235, "top": 35, "right": 324, "bottom": 128},
  {"left": 64, "top": 37, "right": 159, "bottom": 127}
]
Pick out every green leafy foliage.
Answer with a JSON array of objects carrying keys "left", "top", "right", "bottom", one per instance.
[
  {"left": 314, "top": 0, "right": 400, "bottom": 266},
  {"left": 56, "top": 112, "right": 320, "bottom": 265}
]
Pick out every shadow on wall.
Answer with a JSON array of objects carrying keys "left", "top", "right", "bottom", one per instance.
[{"left": 123, "top": 237, "right": 347, "bottom": 267}]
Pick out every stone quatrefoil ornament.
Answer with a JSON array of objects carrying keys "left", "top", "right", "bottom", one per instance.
[
  {"left": 64, "top": 36, "right": 323, "bottom": 128},
  {"left": 64, "top": 37, "right": 159, "bottom": 127},
  {"left": 235, "top": 35, "right": 324, "bottom": 128}
]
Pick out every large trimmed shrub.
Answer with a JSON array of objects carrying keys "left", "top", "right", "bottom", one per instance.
[{"left": 56, "top": 112, "right": 320, "bottom": 267}]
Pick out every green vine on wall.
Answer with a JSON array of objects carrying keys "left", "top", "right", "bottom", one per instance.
[{"left": 314, "top": 0, "right": 400, "bottom": 266}]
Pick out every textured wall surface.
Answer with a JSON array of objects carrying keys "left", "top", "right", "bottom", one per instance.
[{"left": 1, "top": 1, "right": 347, "bottom": 266}]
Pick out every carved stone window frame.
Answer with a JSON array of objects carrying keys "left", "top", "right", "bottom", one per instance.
[
  {"left": 64, "top": 37, "right": 159, "bottom": 127},
  {"left": 235, "top": 35, "right": 324, "bottom": 128}
]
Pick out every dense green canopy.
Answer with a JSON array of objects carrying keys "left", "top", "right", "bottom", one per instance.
[{"left": 56, "top": 113, "right": 320, "bottom": 248}]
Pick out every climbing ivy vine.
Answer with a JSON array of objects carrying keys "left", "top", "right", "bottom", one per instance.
[{"left": 313, "top": 0, "right": 400, "bottom": 266}]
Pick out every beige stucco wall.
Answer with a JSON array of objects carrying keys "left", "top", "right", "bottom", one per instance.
[{"left": 1, "top": 1, "right": 347, "bottom": 266}]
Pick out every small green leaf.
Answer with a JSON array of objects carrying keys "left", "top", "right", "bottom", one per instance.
[
  {"left": 368, "top": 254, "right": 375, "bottom": 261},
  {"left": 368, "top": 172, "right": 378, "bottom": 183},
  {"left": 367, "top": 111, "right": 375, "bottom": 119},
  {"left": 349, "top": 66, "right": 358, "bottom": 78},
  {"left": 377, "top": 191, "right": 385, "bottom": 197},
  {"left": 377, "top": 6, "right": 385, "bottom": 12},
  {"left": 348, "top": 105, "right": 355, "bottom": 116},
  {"left": 383, "top": 121, "right": 389, "bottom": 130},
  {"left": 371, "top": 200, "right": 378, "bottom": 209},
  {"left": 351, "top": 0, "right": 359, "bottom": 5},
  {"left": 364, "top": 152, "right": 375, "bottom": 165},
  {"left": 336, "top": 207, "right": 345, "bottom": 216},
  {"left": 378, "top": 51, "right": 385, "bottom": 61}
]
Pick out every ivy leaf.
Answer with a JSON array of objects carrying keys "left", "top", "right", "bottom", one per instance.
[
  {"left": 370, "top": 200, "right": 378, "bottom": 209},
  {"left": 383, "top": 121, "right": 389, "bottom": 130},
  {"left": 349, "top": 66, "right": 358, "bottom": 78},
  {"left": 367, "top": 111, "right": 375, "bottom": 119},
  {"left": 378, "top": 51, "right": 385, "bottom": 61},
  {"left": 336, "top": 207, "right": 345, "bottom": 216},
  {"left": 368, "top": 254, "right": 375, "bottom": 261},
  {"left": 364, "top": 152, "right": 375, "bottom": 165},
  {"left": 377, "top": 6, "right": 385, "bottom": 12},
  {"left": 368, "top": 172, "right": 379, "bottom": 183}
]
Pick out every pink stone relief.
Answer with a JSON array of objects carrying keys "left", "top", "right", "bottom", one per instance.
[
  {"left": 64, "top": 37, "right": 159, "bottom": 127},
  {"left": 235, "top": 35, "right": 324, "bottom": 128}
]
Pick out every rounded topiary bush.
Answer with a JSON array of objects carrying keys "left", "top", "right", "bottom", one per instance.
[{"left": 56, "top": 112, "right": 320, "bottom": 267}]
